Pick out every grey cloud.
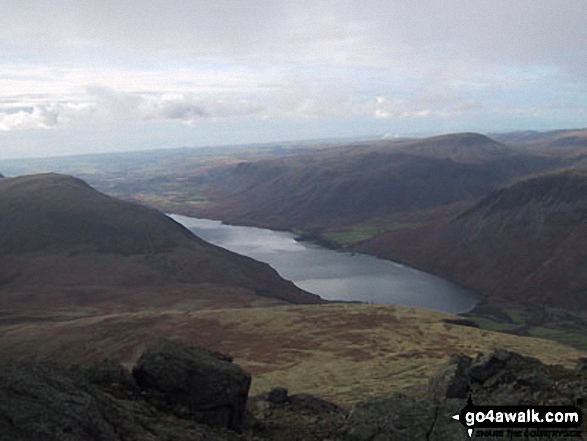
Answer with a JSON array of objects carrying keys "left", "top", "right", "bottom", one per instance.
[
  {"left": 0, "top": 87, "right": 268, "bottom": 130},
  {"left": 2, "top": 0, "right": 586, "bottom": 74}
]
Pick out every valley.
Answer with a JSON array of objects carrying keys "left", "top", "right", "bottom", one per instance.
[
  {"left": 1, "top": 130, "right": 587, "bottom": 439},
  {"left": 5, "top": 130, "right": 583, "bottom": 312}
]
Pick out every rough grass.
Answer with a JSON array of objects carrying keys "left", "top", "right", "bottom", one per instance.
[
  {"left": 464, "top": 304, "right": 587, "bottom": 351},
  {"left": 323, "top": 222, "right": 427, "bottom": 247},
  {"left": 528, "top": 327, "right": 587, "bottom": 351},
  {"left": 0, "top": 303, "right": 583, "bottom": 406}
]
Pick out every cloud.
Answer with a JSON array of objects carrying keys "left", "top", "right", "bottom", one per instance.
[
  {"left": 0, "top": 87, "right": 271, "bottom": 131},
  {"left": 0, "top": 0, "right": 586, "bottom": 154},
  {"left": 0, "top": 104, "right": 61, "bottom": 131},
  {"left": 2, "top": 0, "right": 586, "bottom": 73}
]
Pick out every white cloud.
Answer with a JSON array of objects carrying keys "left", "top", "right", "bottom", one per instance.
[
  {"left": 0, "top": 87, "right": 271, "bottom": 131},
  {"left": 0, "top": 0, "right": 586, "bottom": 156}
]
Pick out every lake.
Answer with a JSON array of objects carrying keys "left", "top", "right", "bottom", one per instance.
[{"left": 171, "top": 215, "right": 476, "bottom": 313}]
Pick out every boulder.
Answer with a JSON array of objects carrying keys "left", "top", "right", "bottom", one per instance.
[
  {"left": 132, "top": 339, "right": 251, "bottom": 431},
  {"left": 268, "top": 387, "right": 289, "bottom": 404}
]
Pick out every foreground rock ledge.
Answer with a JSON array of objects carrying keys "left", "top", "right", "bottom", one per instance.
[
  {"left": 2, "top": 345, "right": 587, "bottom": 440},
  {"left": 0, "top": 339, "right": 251, "bottom": 441}
]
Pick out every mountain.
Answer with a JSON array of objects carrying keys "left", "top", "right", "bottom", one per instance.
[
  {"left": 492, "top": 128, "right": 587, "bottom": 159},
  {"left": 0, "top": 173, "right": 322, "bottom": 309},
  {"left": 196, "top": 133, "right": 561, "bottom": 230},
  {"left": 393, "top": 132, "right": 510, "bottom": 163},
  {"left": 359, "top": 165, "right": 587, "bottom": 309}
]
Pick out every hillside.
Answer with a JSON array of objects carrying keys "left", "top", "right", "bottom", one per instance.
[
  {"left": 359, "top": 165, "right": 587, "bottom": 310},
  {"left": 0, "top": 173, "right": 321, "bottom": 309},
  {"left": 2, "top": 317, "right": 586, "bottom": 441},
  {"left": 0, "top": 303, "right": 583, "bottom": 406},
  {"left": 194, "top": 133, "right": 562, "bottom": 230}
]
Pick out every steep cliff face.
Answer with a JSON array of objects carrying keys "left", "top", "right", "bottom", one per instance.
[
  {"left": 445, "top": 168, "right": 587, "bottom": 306},
  {"left": 197, "top": 133, "right": 560, "bottom": 230},
  {"left": 0, "top": 173, "right": 322, "bottom": 309},
  {"left": 360, "top": 167, "right": 587, "bottom": 309}
]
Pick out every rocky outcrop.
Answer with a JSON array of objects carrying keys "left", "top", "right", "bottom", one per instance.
[
  {"left": 133, "top": 339, "right": 251, "bottom": 431},
  {"left": 2, "top": 345, "right": 586, "bottom": 440},
  {"left": 342, "top": 349, "right": 587, "bottom": 440},
  {"left": 0, "top": 340, "right": 250, "bottom": 441}
]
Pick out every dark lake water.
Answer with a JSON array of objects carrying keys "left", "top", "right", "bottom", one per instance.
[{"left": 171, "top": 215, "right": 476, "bottom": 313}]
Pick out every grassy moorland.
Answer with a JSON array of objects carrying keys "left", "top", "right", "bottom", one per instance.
[{"left": 0, "top": 303, "right": 583, "bottom": 406}]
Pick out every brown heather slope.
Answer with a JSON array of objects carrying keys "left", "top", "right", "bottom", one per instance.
[
  {"left": 359, "top": 165, "right": 587, "bottom": 310},
  {"left": 0, "top": 173, "right": 322, "bottom": 310},
  {"left": 0, "top": 303, "right": 583, "bottom": 406},
  {"left": 194, "top": 133, "right": 563, "bottom": 230}
]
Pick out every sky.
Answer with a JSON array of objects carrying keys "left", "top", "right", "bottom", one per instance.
[{"left": 1, "top": 0, "right": 586, "bottom": 159}]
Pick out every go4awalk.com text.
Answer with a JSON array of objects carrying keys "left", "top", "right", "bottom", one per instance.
[{"left": 452, "top": 397, "right": 583, "bottom": 438}]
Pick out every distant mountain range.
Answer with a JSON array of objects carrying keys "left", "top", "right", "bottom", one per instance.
[
  {"left": 0, "top": 173, "right": 322, "bottom": 310},
  {"left": 1, "top": 129, "right": 586, "bottom": 312},
  {"left": 195, "top": 133, "right": 566, "bottom": 230},
  {"left": 178, "top": 131, "right": 587, "bottom": 311}
]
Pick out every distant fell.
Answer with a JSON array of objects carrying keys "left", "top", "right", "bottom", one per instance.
[
  {"left": 0, "top": 173, "right": 321, "bottom": 309},
  {"left": 194, "top": 132, "right": 562, "bottom": 230},
  {"left": 0, "top": 173, "right": 197, "bottom": 254},
  {"left": 360, "top": 165, "right": 587, "bottom": 310},
  {"left": 396, "top": 132, "right": 509, "bottom": 163}
]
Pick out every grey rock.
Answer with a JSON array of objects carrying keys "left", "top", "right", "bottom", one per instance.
[
  {"left": 132, "top": 339, "right": 251, "bottom": 431},
  {"left": 429, "top": 354, "right": 472, "bottom": 399},
  {"left": 0, "top": 343, "right": 250, "bottom": 441},
  {"left": 346, "top": 394, "right": 467, "bottom": 441},
  {"left": 0, "top": 361, "right": 150, "bottom": 441},
  {"left": 268, "top": 387, "right": 288, "bottom": 404},
  {"left": 469, "top": 349, "right": 511, "bottom": 383}
]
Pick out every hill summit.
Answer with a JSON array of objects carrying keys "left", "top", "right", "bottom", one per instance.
[
  {"left": 0, "top": 173, "right": 321, "bottom": 309},
  {"left": 0, "top": 173, "right": 200, "bottom": 254}
]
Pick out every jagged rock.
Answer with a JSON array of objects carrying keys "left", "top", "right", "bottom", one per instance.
[
  {"left": 0, "top": 360, "right": 152, "bottom": 441},
  {"left": 0, "top": 349, "right": 250, "bottom": 441},
  {"left": 3, "top": 345, "right": 587, "bottom": 441},
  {"left": 132, "top": 339, "right": 251, "bottom": 431},
  {"left": 83, "top": 358, "right": 140, "bottom": 398},
  {"left": 248, "top": 391, "right": 348, "bottom": 440},
  {"left": 468, "top": 349, "right": 511, "bottom": 383},
  {"left": 342, "top": 350, "right": 587, "bottom": 441},
  {"left": 429, "top": 354, "right": 472, "bottom": 399},
  {"left": 345, "top": 394, "right": 464, "bottom": 441}
]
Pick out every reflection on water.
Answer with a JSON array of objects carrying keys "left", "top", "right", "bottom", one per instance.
[{"left": 171, "top": 215, "right": 476, "bottom": 313}]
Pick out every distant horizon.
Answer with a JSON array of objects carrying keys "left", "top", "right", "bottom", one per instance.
[{"left": 1, "top": 126, "right": 586, "bottom": 162}]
